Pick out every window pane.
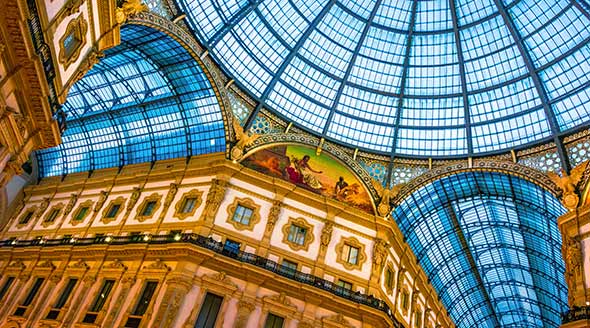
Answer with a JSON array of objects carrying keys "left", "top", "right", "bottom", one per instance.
[
  {"left": 264, "top": 313, "right": 284, "bottom": 328},
  {"left": 195, "top": 293, "right": 223, "bottom": 328},
  {"left": 133, "top": 281, "right": 158, "bottom": 315},
  {"left": 90, "top": 280, "right": 115, "bottom": 312},
  {"left": 55, "top": 278, "right": 78, "bottom": 309},
  {"left": 182, "top": 198, "right": 196, "bottom": 213}
]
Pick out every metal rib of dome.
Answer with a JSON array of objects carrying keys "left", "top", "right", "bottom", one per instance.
[
  {"left": 392, "top": 171, "right": 567, "bottom": 328},
  {"left": 36, "top": 25, "right": 226, "bottom": 177},
  {"left": 177, "top": 0, "right": 590, "bottom": 158}
]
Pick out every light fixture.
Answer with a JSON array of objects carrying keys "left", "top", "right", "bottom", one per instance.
[
  {"left": 143, "top": 234, "right": 150, "bottom": 242},
  {"left": 104, "top": 236, "right": 112, "bottom": 243},
  {"left": 173, "top": 234, "right": 182, "bottom": 241},
  {"left": 70, "top": 238, "right": 76, "bottom": 243},
  {"left": 10, "top": 239, "right": 17, "bottom": 245}
]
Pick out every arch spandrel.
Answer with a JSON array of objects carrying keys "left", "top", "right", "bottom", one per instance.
[{"left": 392, "top": 160, "right": 562, "bottom": 207}]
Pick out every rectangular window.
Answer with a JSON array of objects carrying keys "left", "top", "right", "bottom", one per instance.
[
  {"left": 14, "top": 277, "right": 44, "bottom": 316},
  {"left": 343, "top": 244, "right": 359, "bottom": 265},
  {"left": 385, "top": 268, "right": 393, "bottom": 290},
  {"left": 0, "top": 277, "right": 15, "bottom": 300},
  {"left": 46, "top": 278, "right": 78, "bottom": 319},
  {"left": 232, "top": 204, "right": 253, "bottom": 225},
  {"left": 414, "top": 310, "right": 423, "bottom": 328},
  {"left": 19, "top": 211, "right": 34, "bottom": 224},
  {"left": 132, "top": 281, "right": 158, "bottom": 316},
  {"left": 45, "top": 209, "right": 60, "bottom": 223},
  {"left": 194, "top": 292, "right": 223, "bottom": 328},
  {"left": 401, "top": 291, "right": 409, "bottom": 310},
  {"left": 74, "top": 207, "right": 89, "bottom": 221},
  {"left": 129, "top": 232, "right": 142, "bottom": 242},
  {"left": 287, "top": 224, "right": 307, "bottom": 245},
  {"left": 141, "top": 201, "right": 157, "bottom": 217},
  {"left": 83, "top": 279, "right": 115, "bottom": 323},
  {"left": 264, "top": 313, "right": 284, "bottom": 328},
  {"left": 125, "top": 281, "right": 158, "bottom": 328},
  {"left": 337, "top": 279, "right": 352, "bottom": 290},
  {"left": 181, "top": 197, "right": 197, "bottom": 213},
  {"left": 105, "top": 204, "right": 121, "bottom": 218}
]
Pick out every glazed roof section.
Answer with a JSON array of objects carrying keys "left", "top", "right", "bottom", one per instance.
[
  {"left": 177, "top": 0, "right": 590, "bottom": 158},
  {"left": 392, "top": 171, "right": 567, "bottom": 328},
  {"left": 36, "top": 25, "right": 226, "bottom": 177}
]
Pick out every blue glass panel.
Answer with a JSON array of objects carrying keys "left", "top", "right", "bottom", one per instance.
[
  {"left": 392, "top": 172, "right": 567, "bottom": 328},
  {"left": 36, "top": 25, "right": 225, "bottom": 177},
  {"left": 178, "top": 0, "right": 590, "bottom": 157}
]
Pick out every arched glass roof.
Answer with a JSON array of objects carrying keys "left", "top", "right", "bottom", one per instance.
[
  {"left": 391, "top": 171, "right": 567, "bottom": 328},
  {"left": 36, "top": 24, "right": 226, "bottom": 177},
  {"left": 177, "top": 0, "right": 590, "bottom": 157}
]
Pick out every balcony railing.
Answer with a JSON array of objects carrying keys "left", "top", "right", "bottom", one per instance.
[
  {"left": 25, "top": 0, "right": 65, "bottom": 131},
  {"left": 562, "top": 305, "right": 590, "bottom": 324},
  {"left": 0, "top": 233, "right": 403, "bottom": 327}
]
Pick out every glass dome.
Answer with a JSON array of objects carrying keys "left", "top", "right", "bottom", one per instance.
[{"left": 177, "top": 0, "right": 590, "bottom": 158}]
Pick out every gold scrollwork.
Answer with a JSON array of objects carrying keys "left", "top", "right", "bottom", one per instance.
[
  {"left": 58, "top": 15, "right": 88, "bottom": 70},
  {"left": 225, "top": 197, "right": 261, "bottom": 231},
  {"left": 174, "top": 189, "right": 203, "bottom": 220},
  {"left": 135, "top": 193, "right": 162, "bottom": 222},
  {"left": 101, "top": 196, "right": 126, "bottom": 224},
  {"left": 334, "top": 236, "right": 367, "bottom": 271},
  {"left": 281, "top": 217, "right": 315, "bottom": 252},
  {"left": 70, "top": 199, "right": 94, "bottom": 226}
]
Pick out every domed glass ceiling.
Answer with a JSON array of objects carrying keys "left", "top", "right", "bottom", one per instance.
[{"left": 177, "top": 0, "right": 590, "bottom": 157}]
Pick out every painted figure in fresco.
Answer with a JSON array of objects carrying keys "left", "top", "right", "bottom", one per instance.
[
  {"left": 294, "top": 155, "right": 323, "bottom": 190},
  {"left": 335, "top": 176, "right": 349, "bottom": 196}
]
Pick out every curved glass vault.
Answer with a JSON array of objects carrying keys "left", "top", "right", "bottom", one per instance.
[
  {"left": 177, "top": 0, "right": 590, "bottom": 157},
  {"left": 392, "top": 172, "right": 567, "bottom": 328},
  {"left": 36, "top": 25, "right": 226, "bottom": 177}
]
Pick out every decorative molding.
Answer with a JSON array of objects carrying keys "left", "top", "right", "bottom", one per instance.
[
  {"left": 143, "top": 259, "right": 170, "bottom": 271},
  {"left": 62, "top": 193, "right": 79, "bottom": 218},
  {"left": 335, "top": 236, "right": 367, "bottom": 271},
  {"left": 135, "top": 193, "right": 162, "bottom": 222},
  {"left": 225, "top": 197, "right": 261, "bottom": 231},
  {"left": 321, "top": 314, "right": 354, "bottom": 328},
  {"left": 36, "top": 260, "right": 55, "bottom": 270},
  {"left": 41, "top": 203, "right": 65, "bottom": 228},
  {"left": 68, "top": 259, "right": 89, "bottom": 270},
  {"left": 94, "top": 191, "right": 109, "bottom": 212},
  {"left": 69, "top": 199, "right": 94, "bottom": 226},
  {"left": 100, "top": 196, "right": 126, "bottom": 224},
  {"left": 7, "top": 260, "right": 26, "bottom": 270},
  {"left": 372, "top": 238, "right": 388, "bottom": 275},
  {"left": 58, "top": 14, "right": 88, "bottom": 70},
  {"left": 281, "top": 217, "right": 315, "bottom": 252},
  {"left": 319, "top": 221, "right": 333, "bottom": 252},
  {"left": 174, "top": 189, "right": 203, "bottom": 220},
  {"left": 164, "top": 183, "right": 179, "bottom": 208},
  {"left": 201, "top": 271, "right": 238, "bottom": 291},
  {"left": 127, "top": 187, "right": 143, "bottom": 211},
  {"left": 36, "top": 197, "right": 51, "bottom": 219},
  {"left": 104, "top": 259, "right": 128, "bottom": 271},
  {"left": 16, "top": 206, "right": 38, "bottom": 228}
]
